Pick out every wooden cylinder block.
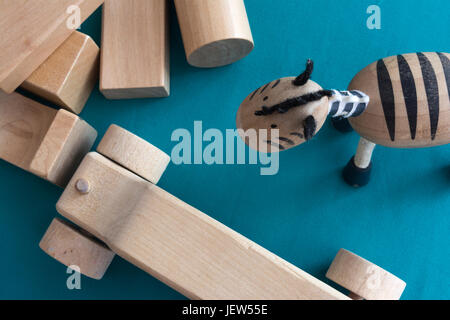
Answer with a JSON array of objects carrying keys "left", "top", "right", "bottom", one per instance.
[
  {"left": 326, "top": 249, "right": 406, "bottom": 300},
  {"left": 96, "top": 125, "right": 170, "bottom": 184},
  {"left": 40, "top": 218, "right": 115, "bottom": 280},
  {"left": 21, "top": 32, "right": 100, "bottom": 114},
  {"left": 175, "top": 0, "right": 254, "bottom": 68}
]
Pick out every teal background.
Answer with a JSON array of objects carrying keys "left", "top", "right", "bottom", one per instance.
[{"left": 1, "top": 0, "right": 449, "bottom": 300}]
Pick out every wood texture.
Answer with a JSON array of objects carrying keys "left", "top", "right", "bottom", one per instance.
[
  {"left": 175, "top": 0, "right": 254, "bottom": 68},
  {"left": 21, "top": 31, "right": 100, "bottom": 114},
  {"left": 100, "top": 0, "right": 170, "bottom": 99},
  {"left": 0, "top": 91, "right": 97, "bottom": 186},
  {"left": 40, "top": 218, "right": 115, "bottom": 280},
  {"left": 56, "top": 151, "right": 348, "bottom": 300},
  {"left": 236, "top": 78, "right": 329, "bottom": 152},
  {"left": 0, "top": 0, "right": 104, "bottom": 93},
  {"left": 97, "top": 125, "right": 170, "bottom": 184},
  {"left": 349, "top": 52, "right": 450, "bottom": 148},
  {"left": 326, "top": 249, "right": 406, "bottom": 300}
]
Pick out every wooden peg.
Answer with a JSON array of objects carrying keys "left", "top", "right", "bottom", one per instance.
[
  {"left": 48, "top": 125, "right": 349, "bottom": 299},
  {"left": 40, "top": 218, "right": 115, "bottom": 280},
  {"left": 326, "top": 249, "right": 406, "bottom": 300},
  {"left": 0, "top": 0, "right": 104, "bottom": 94},
  {"left": 0, "top": 91, "right": 97, "bottom": 187},
  {"left": 21, "top": 32, "right": 100, "bottom": 115},
  {"left": 100, "top": 0, "right": 170, "bottom": 99},
  {"left": 174, "top": 0, "right": 254, "bottom": 68}
]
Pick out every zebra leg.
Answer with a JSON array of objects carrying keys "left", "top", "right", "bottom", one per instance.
[
  {"left": 343, "top": 137, "right": 376, "bottom": 187},
  {"left": 331, "top": 116, "right": 353, "bottom": 133}
]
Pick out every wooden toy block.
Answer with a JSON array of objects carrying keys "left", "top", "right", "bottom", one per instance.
[
  {"left": 0, "top": 0, "right": 104, "bottom": 94},
  {"left": 174, "top": 0, "right": 254, "bottom": 68},
  {"left": 0, "top": 91, "right": 97, "bottom": 187},
  {"left": 236, "top": 52, "right": 450, "bottom": 186},
  {"left": 21, "top": 32, "right": 100, "bottom": 115},
  {"left": 326, "top": 249, "right": 406, "bottom": 300},
  {"left": 39, "top": 218, "right": 115, "bottom": 280},
  {"left": 100, "top": 0, "right": 170, "bottom": 99},
  {"left": 40, "top": 125, "right": 405, "bottom": 299}
]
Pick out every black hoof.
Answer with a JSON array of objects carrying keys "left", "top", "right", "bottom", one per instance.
[
  {"left": 342, "top": 156, "right": 372, "bottom": 187},
  {"left": 331, "top": 116, "right": 353, "bottom": 133}
]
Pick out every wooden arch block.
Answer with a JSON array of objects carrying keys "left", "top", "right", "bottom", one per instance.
[
  {"left": 40, "top": 218, "right": 115, "bottom": 280},
  {"left": 175, "top": 0, "right": 254, "bottom": 68},
  {"left": 0, "top": 0, "right": 104, "bottom": 93},
  {"left": 326, "top": 249, "right": 406, "bottom": 300},
  {"left": 0, "top": 91, "right": 97, "bottom": 186},
  {"left": 100, "top": 0, "right": 170, "bottom": 99},
  {"left": 21, "top": 32, "right": 100, "bottom": 115}
]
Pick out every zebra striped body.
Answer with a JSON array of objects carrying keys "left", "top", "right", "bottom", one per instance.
[
  {"left": 328, "top": 90, "right": 370, "bottom": 118},
  {"left": 348, "top": 52, "right": 450, "bottom": 148}
]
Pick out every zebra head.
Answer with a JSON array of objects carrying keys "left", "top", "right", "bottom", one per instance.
[{"left": 236, "top": 60, "right": 370, "bottom": 152}]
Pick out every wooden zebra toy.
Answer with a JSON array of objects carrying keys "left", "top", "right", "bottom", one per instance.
[{"left": 236, "top": 53, "right": 450, "bottom": 186}]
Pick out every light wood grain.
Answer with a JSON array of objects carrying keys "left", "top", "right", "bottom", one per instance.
[
  {"left": 56, "top": 151, "right": 348, "bottom": 300},
  {"left": 40, "top": 217, "right": 115, "bottom": 280},
  {"left": 349, "top": 52, "right": 450, "bottom": 148},
  {"left": 326, "top": 249, "right": 406, "bottom": 300},
  {"left": 0, "top": 91, "right": 97, "bottom": 186},
  {"left": 236, "top": 78, "right": 329, "bottom": 152},
  {"left": 0, "top": 0, "right": 104, "bottom": 93},
  {"left": 100, "top": 0, "right": 170, "bottom": 99},
  {"left": 21, "top": 31, "right": 100, "bottom": 114},
  {"left": 175, "top": 0, "right": 254, "bottom": 68},
  {"left": 97, "top": 125, "right": 170, "bottom": 183}
]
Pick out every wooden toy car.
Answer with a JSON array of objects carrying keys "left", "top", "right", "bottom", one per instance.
[{"left": 39, "top": 125, "right": 406, "bottom": 300}]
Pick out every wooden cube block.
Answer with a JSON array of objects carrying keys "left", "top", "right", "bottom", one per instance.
[
  {"left": 0, "top": 91, "right": 97, "bottom": 187},
  {"left": 0, "top": 0, "right": 104, "bottom": 93},
  {"left": 100, "top": 0, "right": 170, "bottom": 99},
  {"left": 21, "top": 32, "right": 100, "bottom": 115}
]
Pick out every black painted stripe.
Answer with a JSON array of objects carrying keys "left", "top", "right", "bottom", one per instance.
[
  {"left": 437, "top": 52, "right": 450, "bottom": 103},
  {"left": 417, "top": 53, "right": 439, "bottom": 140},
  {"left": 352, "top": 103, "right": 367, "bottom": 117},
  {"left": 377, "top": 59, "right": 396, "bottom": 141},
  {"left": 260, "top": 82, "right": 271, "bottom": 94},
  {"left": 265, "top": 140, "right": 285, "bottom": 150},
  {"left": 340, "top": 91, "right": 349, "bottom": 96},
  {"left": 249, "top": 88, "right": 259, "bottom": 100},
  {"left": 350, "top": 90, "right": 363, "bottom": 98},
  {"left": 290, "top": 132, "right": 304, "bottom": 138},
  {"left": 397, "top": 55, "right": 418, "bottom": 140},
  {"left": 329, "top": 101, "right": 340, "bottom": 116},
  {"left": 278, "top": 137, "right": 295, "bottom": 145},
  {"left": 344, "top": 103, "right": 354, "bottom": 114},
  {"left": 272, "top": 79, "right": 281, "bottom": 88}
]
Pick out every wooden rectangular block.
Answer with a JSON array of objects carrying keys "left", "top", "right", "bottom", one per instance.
[
  {"left": 0, "top": 0, "right": 104, "bottom": 94},
  {"left": 21, "top": 32, "right": 100, "bottom": 115},
  {"left": 100, "top": 0, "right": 170, "bottom": 99},
  {"left": 56, "top": 152, "right": 348, "bottom": 300},
  {"left": 0, "top": 91, "right": 97, "bottom": 187}
]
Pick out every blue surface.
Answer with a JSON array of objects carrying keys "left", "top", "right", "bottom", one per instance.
[{"left": 1, "top": 0, "right": 449, "bottom": 300}]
